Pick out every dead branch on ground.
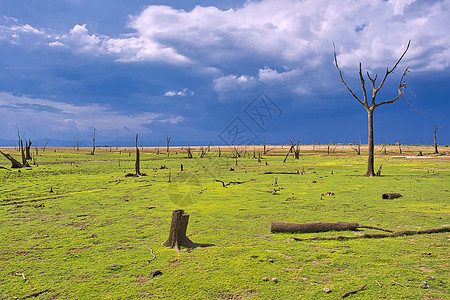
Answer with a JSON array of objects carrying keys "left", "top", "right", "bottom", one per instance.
[
  {"left": 342, "top": 284, "right": 367, "bottom": 298},
  {"left": 293, "top": 227, "right": 449, "bottom": 241}
]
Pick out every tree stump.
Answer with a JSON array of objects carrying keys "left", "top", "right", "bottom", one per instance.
[{"left": 163, "top": 210, "right": 197, "bottom": 251}]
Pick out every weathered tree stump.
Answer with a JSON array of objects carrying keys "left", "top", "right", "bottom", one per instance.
[
  {"left": 271, "top": 222, "right": 359, "bottom": 233},
  {"left": 382, "top": 193, "right": 402, "bottom": 199},
  {"left": 163, "top": 210, "right": 197, "bottom": 251}
]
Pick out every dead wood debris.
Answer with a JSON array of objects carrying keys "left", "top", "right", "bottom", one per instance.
[
  {"left": 148, "top": 248, "right": 156, "bottom": 262},
  {"left": 341, "top": 284, "right": 366, "bottom": 298},
  {"left": 215, "top": 179, "right": 255, "bottom": 187},
  {"left": 391, "top": 280, "right": 408, "bottom": 290},
  {"left": 21, "top": 288, "right": 50, "bottom": 299},
  {"left": 13, "top": 272, "right": 26, "bottom": 282},
  {"left": 382, "top": 193, "right": 402, "bottom": 199},
  {"left": 293, "top": 227, "right": 449, "bottom": 241}
]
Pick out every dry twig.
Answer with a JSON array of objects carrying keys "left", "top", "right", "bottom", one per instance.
[
  {"left": 148, "top": 248, "right": 156, "bottom": 262},
  {"left": 342, "top": 284, "right": 367, "bottom": 298},
  {"left": 21, "top": 288, "right": 50, "bottom": 299},
  {"left": 14, "top": 272, "right": 26, "bottom": 282},
  {"left": 392, "top": 280, "right": 408, "bottom": 290}
]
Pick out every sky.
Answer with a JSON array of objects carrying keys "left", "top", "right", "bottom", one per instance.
[{"left": 0, "top": 0, "right": 449, "bottom": 147}]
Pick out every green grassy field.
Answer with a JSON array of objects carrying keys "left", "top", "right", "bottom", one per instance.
[{"left": 1, "top": 146, "right": 449, "bottom": 299}]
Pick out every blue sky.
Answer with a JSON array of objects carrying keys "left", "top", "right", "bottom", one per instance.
[{"left": 1, "top": 0, "right": 449, "bottom": 146}]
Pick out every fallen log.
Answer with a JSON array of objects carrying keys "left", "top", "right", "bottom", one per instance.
[
  {"left": 0, "top": 150, "right": 24, "bottom": 168},
  {"left": 271, "top": 222, "right": 359, "bottom": 233},
  {"left": 293, "top": 227, "right": 450, "bottom": 241},
  {"left": 382, "top": 193, "right": 402, "bottom": 199}
]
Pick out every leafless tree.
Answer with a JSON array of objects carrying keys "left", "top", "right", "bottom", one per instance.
[
  {"left": 334, "top": 40, "right": 410, "bottom": 177},
  {"left": 166, "top": 135, "right": 172, "bottom": 156},
  {"left": 91, "top": 129, "right": 96, "bottom": 155},
  {"left": 42, "top": 137, "right": 49, "bottom": 152},
  {"left": 434, "top": 125, "right": 441, "bottom": 154},
  {"left": 25, "top": 138, "right": 32, "bottom": 160},
  {"left": 352, "top": 138, "right": 361, "bottom": 155},
  {"left": 182, "top": 144, "right": 193, "bottom": 159},
  {"left": 74, "top": 137, "right": 80, "bottom": 152},
  {"left": 16, "top": 126, "right": 25, "bottom": 152}
]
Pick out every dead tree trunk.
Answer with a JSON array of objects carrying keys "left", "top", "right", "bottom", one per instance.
[
  {"left": 125, "top": 134, "right": 145, "bottom": 177},
  {"left": 166, "top": 135, "right": 172, "bottom": 157},
  {"left": 135, "top": 134, "right": 141, "bottom": 176},
  {"left": 25, "top": 138, "right": 32, "bottom": 160},
  {"left": 352, "top": 138, "right": 361, "bottom": 155},
  {"left": 182, "top": 144, "right": 193, "bottom": 158},
  {"left": 21, "top": 140, "right": 27, "bottom": 166},
  {"left": 91, "top": 128, "right": 96, "bottom": 155},
  {"left": 74, "top": 137, "right": 79, "bottom": 152},
  {"left": 163, "top": 209, "right": 197, "bottom": 251},
  {"left": 0, "top": 150, "right": 24, "bottom": 168},
  {"left": 271, "top": 222, "right": 360, "bottom": 233},
  {"left": 264, "top": 136, "right": 267, "bottom": 154},
  {"left": 42, "top": 138, "right": 49, "bottom": 152},
  {"left": 434, "top": 125, "right": 439, "bottom": 154},
  {"left": 294, "top": 138, "right": 300, "bottom": 159},
  {"left": 397, "top": 141, "right": 402, "bottom": 154}
]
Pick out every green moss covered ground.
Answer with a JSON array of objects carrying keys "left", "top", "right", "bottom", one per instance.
[{"left": 1, "top": 146, "right": 448, "bottom": 299}]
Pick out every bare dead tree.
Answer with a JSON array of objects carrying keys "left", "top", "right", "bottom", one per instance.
[
  {"left": 334, "top": 40, "right": 410, "bottom": 177},
  {"left": 434, "top": 125, "right": 441, "bottom": 154},
  {"left": 20, "top": 140, "right": 30, "bottom": 167},
  {"left": 233, "top": 146, "right": 241, "bottom": 158},
  {"left": 218, "top": 147, "right": 221, "bottom": 157},
  {"left": 91, "top": 128, "right": 96, "bottom": 155},
  {"left": 16, "top": 125, "right": 25, "bottom": 152},
  {"left": 264, "top": 136, "right": 267, "bottom": 154},
  {"left": 327, "top": 140, "right": 333, "bottom": 155},
  {"left": 125, "top": 134, "right": 145, "bottom": 177},
  {"left": 294, "top": 138, "right": 300, "bottom": 159},
  {"left": 352, "top": 138, "right": 361, "bottom": 155},
  {"left": 182, "top": 144, "right": 193, "bottom": 159},
  {"left": 135, "top": 134, "right": 141, "bottom": 176},
  {"left": 397, "top": 140, "right": 402, "bottom": 154},
  {"left": 200, "top": 146, "right": 207, "bottom": 158},
  {"left": 166, "top": 135, "right": 172, "bottom": 156},
  {"left": 283, "top": 139, "right": 299, "bottom": 163},
  {"left": 42, "top": 137, "right": 49, "bottom": 152},
  {"left": 74, "top": 137, "right": 80, "bottom": 152},
  {"left": 25, "top": 138, "right": 32, "bottom": 160}
]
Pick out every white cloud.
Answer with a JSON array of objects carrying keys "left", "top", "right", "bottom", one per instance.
[
  {"left": 164, "top": 88, "right": 192, "bottom": 97},
  {"left": 121, "top": 0, "right": 450, "bottom": 72},
  {"left": 213, "top": 74, "right": 256, "bottom": 93},
  {"left": 258, "top": 67, "right": 303, "bottom": 83},
  {"left": 10, "top": 24, "right": 43, "bottom": 35},
  {"left": 48, "top": 41, "right": 66, "bottom": 47},
  {"left": 0, "top": 92, "right": 184, "bottom": 139}
]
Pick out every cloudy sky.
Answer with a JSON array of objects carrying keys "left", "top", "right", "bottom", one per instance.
[{"left": 1, "top": 0, "right": 449, "bottom": 146}]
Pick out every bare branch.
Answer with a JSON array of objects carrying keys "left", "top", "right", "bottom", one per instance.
[
  {"left": 359, "top": 63, "right": 368, "bottom": 105},
  {"left": 333, "top": 43, "right": 365, "bottom": 107},
  {"left": 375, "top": 40, "right": 410, "bottom": 96},
  {"left": 388, "top": 40, "right": 411, "bottom": 74},
  {"left": 375, "top": 67, "right": 408, "bottom": 108}
]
